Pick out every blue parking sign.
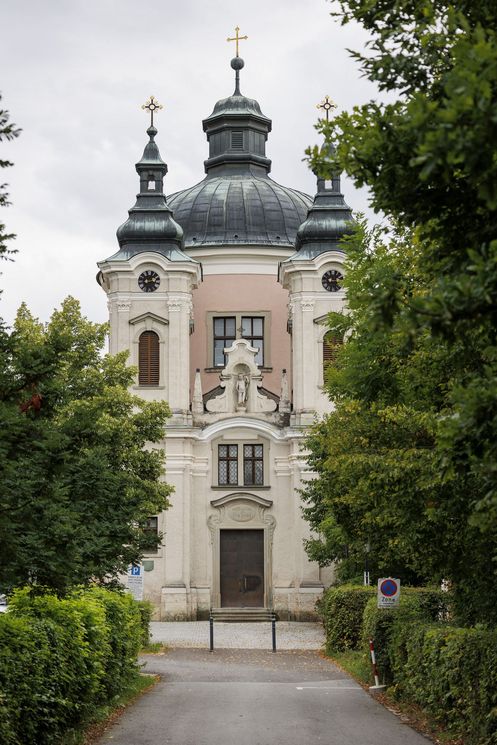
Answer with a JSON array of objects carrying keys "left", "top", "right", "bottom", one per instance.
[{"left": 129, "top": 564, "right": 141, "bottom": 576}]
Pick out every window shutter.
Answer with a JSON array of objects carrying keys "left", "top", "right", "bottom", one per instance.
[
  {"left": 231, "top": 131, "right": 243, "bottom": 150},
  {"left": 323, "top": 332, "right": 342, "bottom": 369},
  {"left": 139, "top": 331, "right": 160, "bottom": 385}
]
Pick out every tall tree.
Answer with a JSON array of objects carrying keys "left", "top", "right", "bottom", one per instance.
[
  {"left": 0, "top": 297, "right": 172, "bottom": 595},
  {"left": 303, "top": 0, "right": 497, "bottom": 622},
  {"left": 301, "top": 220, "right": 497, "bottom": 622}
]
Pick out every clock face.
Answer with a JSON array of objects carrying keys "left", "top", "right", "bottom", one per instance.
[
  {"left": 322, "top": 269, "right": 343, "bottom": 292},
  {"left": 138, "top": 270, "right": 160, "bottom": 293}
]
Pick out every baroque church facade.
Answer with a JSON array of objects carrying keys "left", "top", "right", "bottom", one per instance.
[{"left": 97, "top": 52, "right": 353, "bottom": 620}]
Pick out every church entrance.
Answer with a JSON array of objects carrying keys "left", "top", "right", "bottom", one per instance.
[{"left": 220, "top": 529, "right": 264, "bottom": 607}]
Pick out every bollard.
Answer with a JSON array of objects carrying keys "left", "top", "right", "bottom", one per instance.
[
  {"left": 209, "top": 614, "right": 214, "bottom": 652},
  {"left": 368, "top": 638, "right": 386, "bottom": 692},
  {"left": 271, "top": 614, "right": 276, "bottom": 653}
]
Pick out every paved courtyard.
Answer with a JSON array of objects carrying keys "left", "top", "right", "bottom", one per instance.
[{"left": 150, "top": 621, "right": 325, "bottom": 650}]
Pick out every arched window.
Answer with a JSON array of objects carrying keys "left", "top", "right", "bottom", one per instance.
[
  {"left": 323, "top": 331, "right": 342, "bottom": 373},
  {"left": 138, "top": 331, "right": 160, "bottom": 385}
]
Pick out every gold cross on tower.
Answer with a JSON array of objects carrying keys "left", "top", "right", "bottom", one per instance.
[
  {"left": 316, "top": 95, "right": 337, "bottom": 121},
  {"left": 227, "top": 26, "right": 248, "bottom": 57},
  {"left": 141, "top": 95, "right": 163, "bottom": 127}
]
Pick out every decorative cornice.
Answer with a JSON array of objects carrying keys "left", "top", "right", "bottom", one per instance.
[
  {"left": 167, "top": 296, "right": 192, "bottom": 313},
  {"left": 300, "top": 299, "right": 315, "bottom": 312}
]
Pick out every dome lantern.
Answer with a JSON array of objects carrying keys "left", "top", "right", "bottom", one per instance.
[{"left": 202, "top": 54, "right": 272, "bottom": 177}]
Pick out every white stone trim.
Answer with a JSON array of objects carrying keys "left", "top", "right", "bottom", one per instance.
[
  {"left": 196, "top": 417, "right": 289, "bottom": 443},
  {"left": 207, "top": 492, "right": 276, "bottom": 609}
]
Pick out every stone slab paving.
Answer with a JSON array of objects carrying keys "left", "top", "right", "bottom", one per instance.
[{"left": 150, "top": 621, "right": 325, "bottom": 649}]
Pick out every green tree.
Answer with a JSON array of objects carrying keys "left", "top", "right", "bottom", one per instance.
[
  {"left": 307, "top": 0, "right": 497, "bottom": 529},
  {"left": 301, "top": 220, "right": 497, "bottom": 622},
  {"left": 0, "top": 93, "right": 21, "bottom": 261},
  {"left": 303, "top": 0, "right": 497, "bottom": 623},
  {"left": 0, "top": 297, "right": 172, "bottom": 595}
]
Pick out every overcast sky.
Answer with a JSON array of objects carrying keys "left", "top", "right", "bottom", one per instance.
[{"left": 1, "top": 0, "right": 377, "bottom": 326}]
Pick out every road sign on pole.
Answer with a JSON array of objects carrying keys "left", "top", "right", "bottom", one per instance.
[{"left": 377, "top": 577, "right": 400, "bottom": 608}]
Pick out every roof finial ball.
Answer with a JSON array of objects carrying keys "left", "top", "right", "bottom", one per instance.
[{"left": 231, "top": 56, "right": 245, "bottom": 71}]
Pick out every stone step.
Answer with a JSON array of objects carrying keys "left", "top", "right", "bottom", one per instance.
[{"left": 210, "top": 607, "right": 275, "bottom": 622}]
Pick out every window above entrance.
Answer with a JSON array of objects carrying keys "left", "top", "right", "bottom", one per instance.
[
  {"left": 217, "top": 442, "right": 265, "bottom": 487},
  {"left": 207, "top": 311, "right": 271, "bottom": 370}
]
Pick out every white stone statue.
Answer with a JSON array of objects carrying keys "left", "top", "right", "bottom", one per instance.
[{"left": 235, "top": 373, "right": 249, "bottom": 406}]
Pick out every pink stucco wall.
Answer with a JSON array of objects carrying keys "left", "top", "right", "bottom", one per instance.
[{"left": 190, "top": 274, "right": 291, "bottom": 398}]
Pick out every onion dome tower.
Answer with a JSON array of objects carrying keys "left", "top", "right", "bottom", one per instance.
[
  {"left": 279, "top": 97, "right": 354, "bottom": 425},
  {"left": 293, "top": 159, "right": 353, "bottom": 258},
  {"left": 168, "top": 51, "right": 312, "bottom": 249},
  {"left": 108, "top": 102, "right": 194, "bottom": 263},
  {"left": 97, "top": 96, "right": 201, "bottom": 421}
]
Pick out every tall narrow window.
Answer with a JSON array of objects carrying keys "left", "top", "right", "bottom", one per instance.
[
  {"left": 243, "top": 444, "right": 264, "bottom": 486},
  {"left": 142, "top": 516, "right": 159, "bottom": 553},
  {"left": 241, "top": 316, "right": 264, "bottom": 365},
  {"left": 139, "top": 330, "right": 160, "bottom": 385},
  {"left": 218, "top": 444, "right": 238, "bottom": 485},
  {"left": 323, "top": 331, "right": 342, "bottom": 374},
  {"left": 213, "top": 317, "right": 236, "bottom": 367}
]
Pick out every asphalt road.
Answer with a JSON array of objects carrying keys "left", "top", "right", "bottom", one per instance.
[{"left": 96, "top": 649, "right": 430, "bottom": 745}]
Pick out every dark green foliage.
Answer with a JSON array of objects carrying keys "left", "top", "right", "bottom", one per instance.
[
  {"left": 389, "top": 623, "right": 497, "bottom": 744},
  {"left": 317, "top": 584, "right": 374, "bottom": 653},
  {"left": 137, "top": 600, "right": 154, "bottom": 647},
  {"left": 361, "top": 589, "right": 451, "bottom": 683},
  {"left": 0, "top": 615, "right": 52, "bottom": 745},
  {"left": 301, "top": 210, "right": 497, "bottom": 626},
  {"left": 80, "top": 587, "right": 142, "bottom": 698},
  {"left": 302, "top": 0, "right": 497, "bottom": 624},
  {"left": 0, "top": 297, "right": 172, "bottom": 594},
  {"left": 0, "top": 587, "right": 146, "bottom": 745}
]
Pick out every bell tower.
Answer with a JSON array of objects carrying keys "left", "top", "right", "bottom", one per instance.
[
  {"left": 279, "top": 98, "right": 353, "bottom": 425},
  {"left": 97, "top": 98, "right": 201, "bottom": 422}
]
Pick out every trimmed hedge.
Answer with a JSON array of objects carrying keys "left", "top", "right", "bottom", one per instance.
[
  {"left": 319, "top": 584, "right": 497, "bottom": 744},
  {"left": 0, "top": 587, "right": 147, "bottom": 745},
  {"left": 137, "top": 600, "right": 154, "bottom": 647},
  {"left": 317, "top": 584, "right": 375, "bottom": 653},
  {"left": 361, "top": 588, "right": 450, "bottom": 682},
  {"left": 390, "top": 623, "right": 497, "bottom": 744}
]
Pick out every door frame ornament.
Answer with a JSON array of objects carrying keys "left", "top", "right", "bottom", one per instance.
[{"left": 208, "top": 493, "right": 275, "bottom": 609}]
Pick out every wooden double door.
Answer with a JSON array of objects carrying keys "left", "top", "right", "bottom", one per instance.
[{"left": 220, "top": 529, "right": 264, "bottom": 607}]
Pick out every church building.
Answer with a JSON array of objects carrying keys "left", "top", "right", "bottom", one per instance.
[{"left": 97, "top": 46, "right": 353, "bottom": 620}]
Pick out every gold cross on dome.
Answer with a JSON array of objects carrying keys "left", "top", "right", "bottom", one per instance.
[
  {"left": 141, "top": 95, "right": 163, "bottom": 127},
  {"left": 227, "top": 26, "right": 248, "bottom": 57},
  {"left": 317, "top": 95, "right": 337, "bottom": 121}
]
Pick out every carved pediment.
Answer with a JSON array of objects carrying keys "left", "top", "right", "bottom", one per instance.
[
  {"left": 211, "top": 493, "right": 273, "bottom": 509},
  {"left": 129, "top": 311, "right": 169, "bottom": 326},
  {"left": 205, "top": 339, "right": 277, "bottom": 414}
]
